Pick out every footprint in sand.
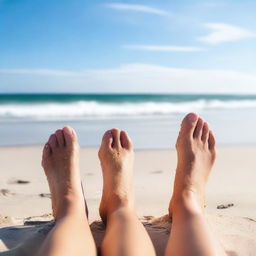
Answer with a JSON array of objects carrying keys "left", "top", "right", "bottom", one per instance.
[
  {"left": 217, "top": 203, "right": 234, "bottom": 209},
  {"left": 150, "top": 170, "right": 164, "bottom": 174},
  {"left": 0, "top": 189, "right": 15, "bottom": 196},
  {"left": 39, "top": 193, "right": 51, "bottom": 198},
  {"left": 8, "top": 179, "right": 30, "bottom": 185}
]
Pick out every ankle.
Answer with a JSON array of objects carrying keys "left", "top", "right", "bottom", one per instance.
[
  {"left": 170, "top": 190, "right": 204, "bottom": 216},
  {"left": 55, "top": 206, "right": 86, "bottom": 220},
  {"left": 107, "top": 205, "right": 137, "bottom": 221},
  {"left": 108, "top": 195, "right": 134, "bottom": 212},
  {"left": 54, "top": 194, "right": 86, "bottom": 220}
]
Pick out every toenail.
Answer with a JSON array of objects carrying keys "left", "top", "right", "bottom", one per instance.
[
  {"left": 187, "top": 113, "right": 198, "bottom": 122},
  {"left": 63, "top": 127, "right": 73, "bottom": 135},
  {"left": 105, "top": 130, "right": 111, "bottom": 136}
]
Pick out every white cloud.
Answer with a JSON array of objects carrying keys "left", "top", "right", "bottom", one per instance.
[
  {"left": 105, "top": 3, "right": 168, "bottom": 16},
  {"left": 198, "top": 23, "right": 256, "bottom": 45},
  {"left": 0, "top": 69, "right": 77, "bottom": 76},
  {"left": 1, "top": 64, "right": 256, "bottom": 94},
  {"left": 123, "top": 45, "right": 205, "bottom": 52}
]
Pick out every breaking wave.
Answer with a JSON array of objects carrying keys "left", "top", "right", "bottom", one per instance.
[{"left": 1, "top": 99, "right": 256, "bottom": 121}]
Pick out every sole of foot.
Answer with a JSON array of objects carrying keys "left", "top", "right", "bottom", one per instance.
[
  {"left": 41, "top": 126, "right": 86, "bottom": 220},
  {"left": 98, "top": 128, "right": 135, "bottom": 224}
]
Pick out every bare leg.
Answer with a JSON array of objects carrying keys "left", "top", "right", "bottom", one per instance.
[
  {"left": 165, "top": 113, "right": 227, "bottom": 256},
  {"left": 37, "top": 127, "right": 96, "bottom": 256},
  {"left": 98, "top": 129, "right": 156, "bottom": 256}
]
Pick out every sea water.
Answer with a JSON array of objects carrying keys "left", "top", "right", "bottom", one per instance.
[{"left": 0, "top": 93, "right": 256, "bottom": 149}]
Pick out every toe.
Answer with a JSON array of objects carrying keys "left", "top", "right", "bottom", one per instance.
[
  {"left": 48, "top": 134, "right": 57, "bottom": 150},
  {"left": 201, "top": 122, "right": 209, "bottom": 143},
  {"left": 110, "top": 128, "right": 121, "bottom": 148},
  {"left": 208, "top": 130, "right": 216, "bottom": 151},
  {"left": 101, "top": 130, "right": 113, "bottom": 148},
  {"left": 43, "top": 143, "right": 51, "bottom": 155},
  {"left": 179, "top": 113, "right": 198, "bottom": 137},
  {"left": 193, "top": 117, "right": 204, "bottom": 138},
  {"left": 55, "top": 129, "right": 65, "bottom": 147},
  {"left": 63, "top": 126, "right": 76, "bottom": 147},
  {"left": 42, "top": 143, "right": 51, "bottom": 166},
  {"left": 120, "top": 130, "right": 132, "bottom": 150}
]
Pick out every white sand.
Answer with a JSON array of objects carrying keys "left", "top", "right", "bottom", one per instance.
[{"left": 0, "top": 146, "right": 256, "bottom": 255}]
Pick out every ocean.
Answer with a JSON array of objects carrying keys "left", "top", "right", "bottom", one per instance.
[{"left": 1, "top": 93, "right": 256, "bottom": 149}]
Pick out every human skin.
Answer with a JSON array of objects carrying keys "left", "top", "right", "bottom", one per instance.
[{"left": 165, "top": 113, "right": 227, "bottom": 256}]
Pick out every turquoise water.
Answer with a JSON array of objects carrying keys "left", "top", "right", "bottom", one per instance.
[
  {"left": 1, "top": 93, "right": 256, "bottom": 103},
  {"left": 1, "top": 93, "right": 256, "bottom": 104},
  {"left": 0, "top": 93, "right": 256, "bottom": 148},
  {"left": 1, "top": 93, "right": 256, "bottom": 121}
]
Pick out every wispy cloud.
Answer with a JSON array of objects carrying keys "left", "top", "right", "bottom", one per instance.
[
  {"left": 123, "top": 45, "right": 205, "bottom": 52},
  {"left": 0, "top": 69, "right": 77, "bottom": 76},
  {"left": 105, "top": 3, "right": 169, "bottom": 16},
  {"left": 198, "top": 23, "right": 256, "bottom": 45},
  {"left": 1, "top": 64, "right": 256, "bottom": 94}
]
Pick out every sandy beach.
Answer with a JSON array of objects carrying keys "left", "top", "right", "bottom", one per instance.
[
  {"left": 2, "top": 0, "right": 256, "bottom": 254},
  {"left": 0, "top": 145, "right": 256, "bottom": 255}
]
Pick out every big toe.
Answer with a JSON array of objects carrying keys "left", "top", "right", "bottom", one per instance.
[
  {"left": 101, "top": 130, "right": 113, "bottom": 148},
  {"left": 63, "top": 126, "right": 77, "bottom": 147},
  {"left": 179, "top": 113, "right": 199, "bottom": 136},
  {"left": 120, "top": 130, "right": 132, "bottom": 150}
]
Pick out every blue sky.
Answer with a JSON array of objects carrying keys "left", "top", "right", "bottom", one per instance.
[{"left": 1, "top": 0, "right": 256, "bottom": 93}]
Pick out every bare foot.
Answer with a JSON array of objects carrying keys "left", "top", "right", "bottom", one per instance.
[
  {"left": 169, "top": 113, "right": 216, "bottom": 216},
  {"left": 42, "top": 126, "right": 86, "bottom": 220},
  {"left": 98, "top": 128, "right": 134, "bottom": 223}
]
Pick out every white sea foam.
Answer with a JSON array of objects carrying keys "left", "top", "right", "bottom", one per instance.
[{"left": 0, "top": 99, "right": 256, "bottom": 121}]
